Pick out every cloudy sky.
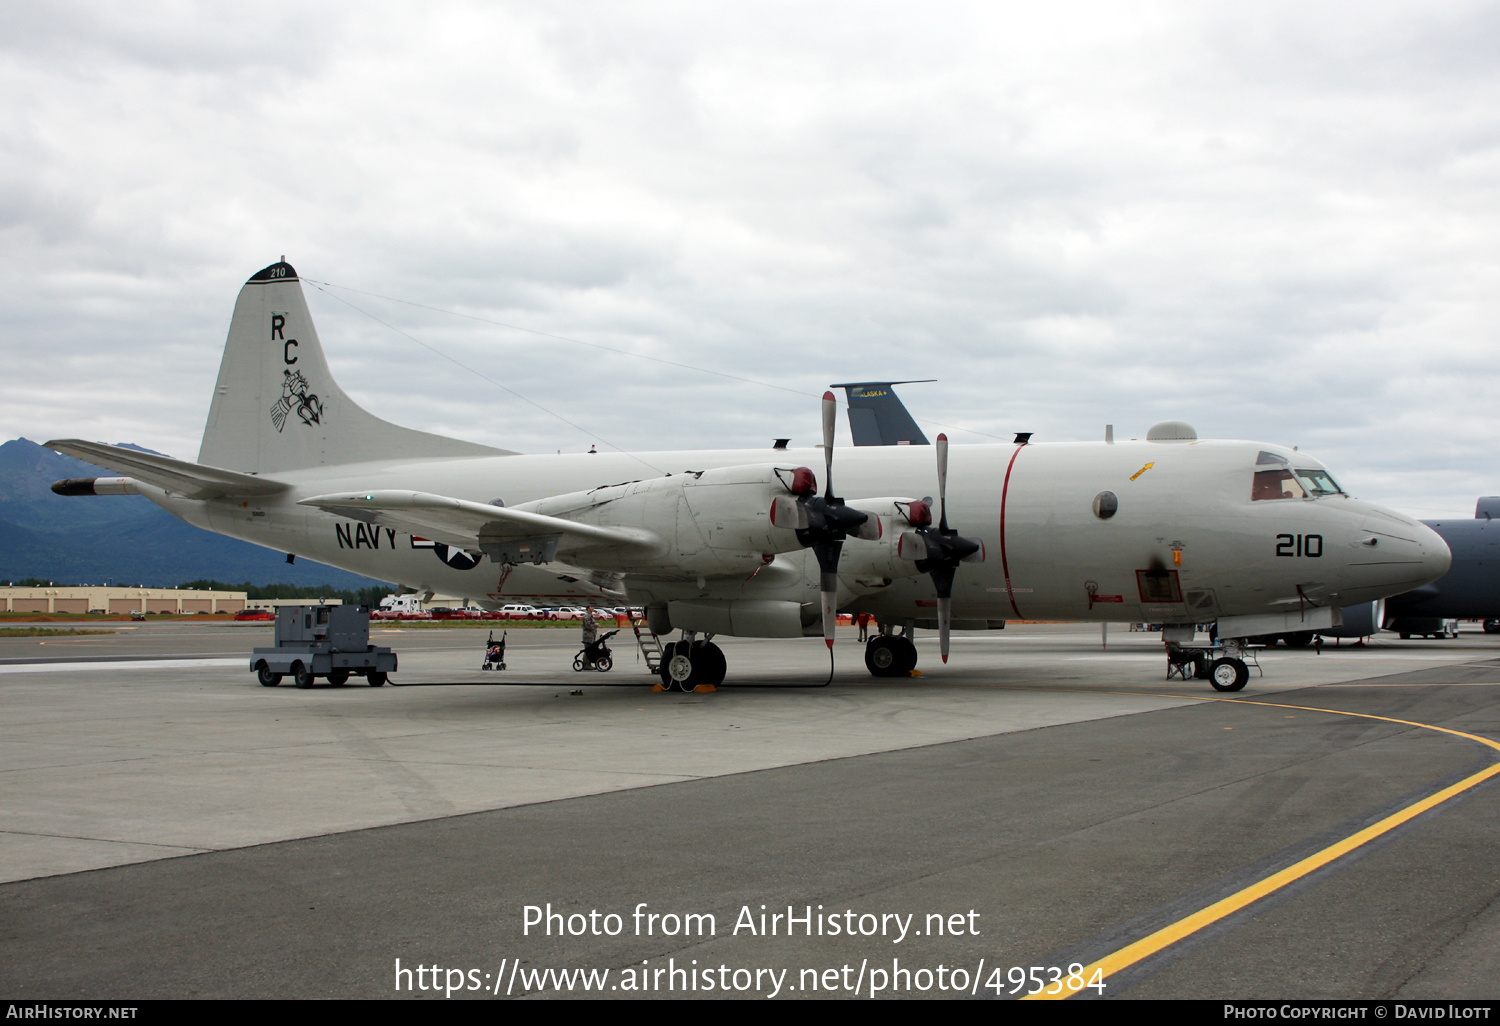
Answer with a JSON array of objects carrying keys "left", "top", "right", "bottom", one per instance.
[{"left": 3, "top": 1, "right": 1497, "bottom": 517}]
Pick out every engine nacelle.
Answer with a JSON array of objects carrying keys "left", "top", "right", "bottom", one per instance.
[
  {"left": 667, "top": 599, "right": 806, "bottom": 638},
  {"left": 835, "top": 497, "right": 930, "bottom": 582},
  {"left": 515, "top": 464, "right": 812, "bottom": 577}
]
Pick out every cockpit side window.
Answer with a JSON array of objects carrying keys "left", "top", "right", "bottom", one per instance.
[
  {"left": 1293, "top": 469, "right": 1344, "bottom": 497},
  {"left": 1252, "top": 468, "right": 1307, "bottom": 501}
]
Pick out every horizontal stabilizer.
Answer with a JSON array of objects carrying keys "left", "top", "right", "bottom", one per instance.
[
  {"left": 44, "top": 440, "right": 290, "bottom": 500},
  {"left": 298, "top": 490, "right": 655, "bottom": 557}
]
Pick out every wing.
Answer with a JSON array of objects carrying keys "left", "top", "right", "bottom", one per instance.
[
  {"left": 45, "top": 439, "right": 290, "bottom": 499},
  {"left": 298, "top": 489, "right": 657, "bottom": 563}
]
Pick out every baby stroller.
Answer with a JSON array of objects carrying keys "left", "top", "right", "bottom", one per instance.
[
  {"left": 573, "top": 629, "right": 619, "bottom": 672},
  {"left": 482, "top": 630, "right": 507, "bottom": 671}
]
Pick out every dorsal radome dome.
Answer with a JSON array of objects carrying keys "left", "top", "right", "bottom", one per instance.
[{"left": 1146, "top": 421, "right": 1197, "bottom": 442}]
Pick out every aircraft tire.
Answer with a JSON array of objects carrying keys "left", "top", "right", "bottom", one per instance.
[
  {"left": 895, "top": 636, "right": 919, "bottom": 674},
  {"left": 1209, "top": 658, "right": 1248, "bottom": 692},
  {"left": 367, "top": 671, "right": 388, "bottom": 687},
  {"left": 865, "top": 637, "right": 905, "bottom": 677},
  {"left": 1484, "top": 620, "right": 1500, "bottom": 635},
  {"left": 691, "top": 642, "right": 725, "bottom": 686},
  {"left": 256, "top": 664, "right": 281, "bottom": 687},
  {"left": 663, "top": 643, "right": 696, "bottom": 691},
  {"left": 327, "top": 671, "right": 349, "bottom": 686},
  {"left": 292, "top": 663, "right": 315, "bottom": 689},
  {"left": 1194, "top": 655, "right": 1212, "bottom": 680}
]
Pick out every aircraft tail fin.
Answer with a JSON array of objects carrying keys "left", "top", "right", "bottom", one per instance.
[
  {"left": 197, "top": 261, "right": 512, "bottom": 473},
  {"left": 829, "top": 381, "right": 933, "bottom": 446}
]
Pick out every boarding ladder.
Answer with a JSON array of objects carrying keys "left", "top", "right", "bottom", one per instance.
[{"left": 627, "top": 611, "right": 664, "bottom": 675}]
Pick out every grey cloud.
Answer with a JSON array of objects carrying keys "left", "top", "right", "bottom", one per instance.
[{"left": 4, "top": 2, "right": 1500, "bottom": 518}]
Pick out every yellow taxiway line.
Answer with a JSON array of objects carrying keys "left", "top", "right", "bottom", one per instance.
[{"left": 1024, "top": 692, "right": 1500, "bottom": 1000}]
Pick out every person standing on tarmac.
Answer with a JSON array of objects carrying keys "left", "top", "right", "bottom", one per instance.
[
  {"left": 857, "top": 611, "right": 872, "bottom": 642},
  {"left": 582, "top": 607, "right": 598, "bottom": 648}
]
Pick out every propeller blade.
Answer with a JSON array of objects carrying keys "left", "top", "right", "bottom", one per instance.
[
  {"left": 936, "top": 433, "right": 949, "bottom": 530},
  {"left": 821, "top": 573, "right": 838, "bottom": 648},
  {"left": 818, "top": 391, "right": 845, "bottom": 645},
  {"left": 799, "top": 393, "right": 872, "bottom": 651},
  {"left": 915, "top": 436, "right": 979, "bottom": 666},
  {"left": 821, "top": 391, "right": 837, "bottom": 499}
]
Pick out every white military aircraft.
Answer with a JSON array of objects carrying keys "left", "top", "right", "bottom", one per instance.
[{"left": 47, "top": 261, "right": 1450, "bottom": 692}]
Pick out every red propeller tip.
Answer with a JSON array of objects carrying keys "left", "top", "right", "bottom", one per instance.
[
  {"left": 825, "top": 638, "right": 835, "bottom": 649},
  {"left": 823, "top": 391, "right": 835, "bottom": 401},
  {"left": 941, "top": 654, "right": 949, "bottom": 663}
]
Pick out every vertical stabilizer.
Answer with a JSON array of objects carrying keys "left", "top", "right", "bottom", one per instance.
[
  {"left": 830, "top": 381, "right": 934, "bottom": 446},
  {"left": 198, "top": 261, "right": 510, "bottom": 473}
]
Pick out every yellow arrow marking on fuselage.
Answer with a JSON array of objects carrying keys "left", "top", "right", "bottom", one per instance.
[{"left": 1130, "top": 462, "right": 1155, "bottom": 481}]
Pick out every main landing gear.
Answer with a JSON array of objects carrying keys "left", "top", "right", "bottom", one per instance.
[
  {"left": 865, "top": 633, "right": 918, "bottom": 677},
  {"left": 658, "top": 637, "right": 727, "bottom": 691}
]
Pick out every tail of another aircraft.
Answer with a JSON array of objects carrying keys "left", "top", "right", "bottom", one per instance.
[{"left": 197, "top": 261, "right": 510, "bottom": 474}]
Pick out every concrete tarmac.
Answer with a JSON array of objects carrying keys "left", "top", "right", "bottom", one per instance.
[{"left": 1, "top": 621, "right": 1497, "bottom": 999}]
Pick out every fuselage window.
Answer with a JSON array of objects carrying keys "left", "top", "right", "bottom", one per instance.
[{"left": 1252, "top": 468, "right": 1307, "bottom": 501}]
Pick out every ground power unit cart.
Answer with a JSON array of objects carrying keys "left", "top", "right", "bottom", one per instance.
[{"left": 251, "top": 605, "right": 397, "bottom": 688}]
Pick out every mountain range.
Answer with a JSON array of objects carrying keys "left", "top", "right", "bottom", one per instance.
[{"left": 0, "top": 438, "right": 389, "bottom": 589}]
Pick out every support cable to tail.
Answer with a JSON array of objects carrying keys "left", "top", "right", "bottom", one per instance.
[{"left": 303, "top": 281, "right": 668, "bottom": 475}]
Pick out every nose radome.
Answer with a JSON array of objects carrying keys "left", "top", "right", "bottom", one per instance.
[
  {"left": 1359, "top": 508, "right": 1451, "bottom": 587},
  {"left": 1414, "top": 519, "right": 1452, "bottom": 584}
]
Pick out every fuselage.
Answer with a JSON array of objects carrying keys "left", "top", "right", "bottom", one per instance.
[{"left": 148, "top": 436, "right": 1450, "bottom": 629}]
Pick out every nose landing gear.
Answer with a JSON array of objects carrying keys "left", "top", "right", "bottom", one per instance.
[{"left": 1208, "top": 657, "right": 1249, "bottom": 692}]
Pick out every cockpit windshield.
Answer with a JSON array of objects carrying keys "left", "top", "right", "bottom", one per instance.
[
  {"left": 1251, "top": 467, "right": 1345, "bottom": 501},
  {"left": 1253, "top": 468, "right": 1305, "bottom": 500}
]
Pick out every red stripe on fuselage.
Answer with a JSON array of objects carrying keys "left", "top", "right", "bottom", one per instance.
[{"left": 999, "top": 443, "right": 1027, "bottom": 619}]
